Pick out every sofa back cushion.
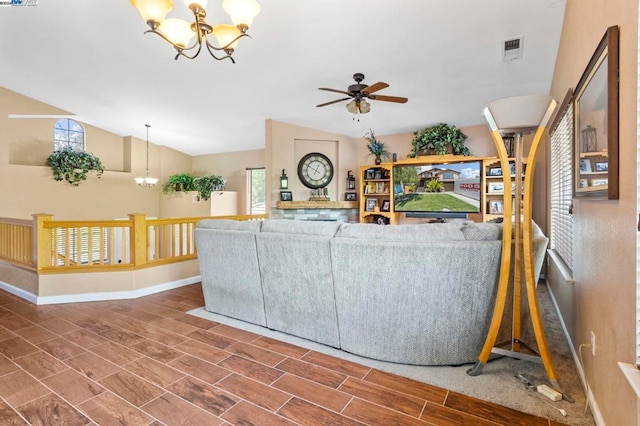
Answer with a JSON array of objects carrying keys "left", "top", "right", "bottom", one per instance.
[
  {"left": 335, "top": 222, "right": 465, "bottom": 242},
  {"left": 460, "top": 222, "right": 503, "bottom": 241},
  {"left": 198, "top": 219, "right": 263, "bottom": 232},
  {"left": 261, "top": 219, "right": 342, "bottom": 237}
]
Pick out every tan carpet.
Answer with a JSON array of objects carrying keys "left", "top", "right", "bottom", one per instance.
[{"left": 189, "top": 282, "right": 595, "bottom": 425}]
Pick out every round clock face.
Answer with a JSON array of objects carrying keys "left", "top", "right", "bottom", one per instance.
[{"left": 297, "top": 152, "right": 334, "bottom": 189}]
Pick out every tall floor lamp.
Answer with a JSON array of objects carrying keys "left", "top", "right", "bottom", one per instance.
[{"left": 467, "top": 95, "right": 560, "bottom": 389}]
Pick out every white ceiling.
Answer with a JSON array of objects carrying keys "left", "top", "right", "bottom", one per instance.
[{"left": 0, "top": 0, "right": 566, "bottom": 156}]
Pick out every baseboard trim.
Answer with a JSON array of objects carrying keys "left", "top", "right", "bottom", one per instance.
[
  {"left": 0, "top": 276, "right": 201, "bottom": 305},
  {"left": 545, "top": 281, "right": 604, "bottom": 426}
]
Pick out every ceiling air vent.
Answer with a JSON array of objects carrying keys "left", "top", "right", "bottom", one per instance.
[{"left": 502, "top": 37, "right": 524, "bottom": 62}]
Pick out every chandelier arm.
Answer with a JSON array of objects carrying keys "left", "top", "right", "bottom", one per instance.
[
  {"left": 204, "top": 33, "right": 250, "bottom": 52},
  {"left": 174, "top": 41, "right": 205, "bottom": 60},
  {"left": 203, "top": 40, "right": 233, "bottom": 62}
]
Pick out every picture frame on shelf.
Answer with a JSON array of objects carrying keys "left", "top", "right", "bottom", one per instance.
[
  {"left": 381, "top": 199, "right": 390, "bottom": 212},
  {"left": 488, "top": 167, "right": 502, "bottom": 176},
  {"left": 489, "top": 200, "right": 503, "bottom": 215},
  {"left": 488, "top": 182, "right": 504, "bottom": 193},
  {"left": 595, "top": 162, "right": 608, "bottom": 172},
  {"left": 365, "top": 198, "right": 378, "bottom": 212},
  {"left": 510, "top": 163, "right": 516, "bottom": 176},
  {"left": 374, "top": 170, "right": 383, "bottom": 179},
  {"left": 592, "top": 178, "right": 608, "bottom": 187},
  {"left": 345, "top": 192, "right": 357, "bottom": 201},
  {"left": 580, "top": 179, "right": 589, "bottom": 188},
  {"left": 374, "top": 215, "right": 390, "bottom": 225},
  {"left": 365, "top": 169, "right": 375, "bottom": 180},
  {"left": 579, "top": 158, "right": 592, "bottom": 173},
  {"left": 280, "top": 191, "right": 293, "bottom": 201}
]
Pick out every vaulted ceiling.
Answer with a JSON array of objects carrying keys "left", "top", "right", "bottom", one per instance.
[{"left": 0, "top": 0, "right": 566, "bottom": 156}]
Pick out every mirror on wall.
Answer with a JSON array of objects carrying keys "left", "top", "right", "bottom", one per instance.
[{"left": 573, "top": 25, "right": 619, "bottom": 199}]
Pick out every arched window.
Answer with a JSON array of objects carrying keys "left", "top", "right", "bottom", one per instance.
[{"left": 54, "top": 118, "right": 85, "bottom": 151}]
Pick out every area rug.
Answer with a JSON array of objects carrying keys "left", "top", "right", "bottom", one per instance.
[{"left": 189, "top": 283, "right": 594, "bottom": 425}]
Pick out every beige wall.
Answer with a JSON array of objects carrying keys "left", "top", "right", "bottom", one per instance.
[
  {"left": 548, "top": 1, "right": 638, "bottom": 424},
  {"left": 192, "top": 148, "right": 264, "bottom": 214},
  {"left": 0, "top": 87, "right": 193, "bottom": 220}
]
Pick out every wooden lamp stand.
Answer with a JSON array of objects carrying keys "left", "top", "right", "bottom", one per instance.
[{"left": 466, "top": 95, "right": 561, "bottom": 390}]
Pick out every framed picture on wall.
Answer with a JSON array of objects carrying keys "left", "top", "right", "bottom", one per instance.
[
  {"left": 280, "top": 191, "right": 292, "bottom": 201},
  {"left": 345, "top": 192, "right": 357, "bottom": 201}
]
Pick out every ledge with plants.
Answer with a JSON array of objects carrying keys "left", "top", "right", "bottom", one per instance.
[
  {"left": 162, "top": 173, "right": 226, "bottom": 201},
  {"left": 46, "top": 148, "right": 104, "bottom": 186}
]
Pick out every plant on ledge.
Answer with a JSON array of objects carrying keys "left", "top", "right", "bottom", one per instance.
[
  {"left": 409, "top": 123, "right": 471, "bottom": 157},
  {"left": 364, "top": 129, "right": 389, "bottom": 165},
  {"left": 194, "top": 174, "right": 226, "bottom": 200},
  {"left": 46, "top": 148, "right": 104, "bottom": 186},
  {"left": 162, "top": 173, "right": 196, "bottom": 194}
]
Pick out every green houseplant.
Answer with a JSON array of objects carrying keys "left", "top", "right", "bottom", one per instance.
[
  {"left": 46, "top": 147, "right": 104, "bottom": 186},
  {"left": 194, "top": 174, "right": 226, "bottom": 200},
  {"left": 162, "top": 173, "right": 196, "bottom": 194},
  {"left": 409, "top": 123, "right": 471, "bottom": 157},
  {"left": 363, "top": 129, "right": 389, "bottom": 164}
]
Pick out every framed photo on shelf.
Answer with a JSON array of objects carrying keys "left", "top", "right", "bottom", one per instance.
[
  {"left": 374, "top": 170, "right": 383, "bottom": 179},
  {"left": 374, "top": 215, "right": 390, "bottom": 225},
  {"left": 595, "top": 162, "right": 608, "bottom": 172},
  {"left": 488, "top": 182, "right": 504, "bottom": 193},
  {"left": 489, "top": 200, "right": 503, "bottom": 215},
  {"left": 365, "top": 198, "right": 378, "bottom": 212},
  {"left": 579, "top": 178, "right": 589, "bottom": 188},
  {"left": 381, "top": 199, "right": 390, "bottom": 212},
  {"left": 365, "top": 169, "right": 375, "bottom": 180},
  {"left": 280, "top": 191, "right": 293, "bottom": 201},
  {"left": 488, "top": 167, "right": 502, "bottom": 176},
  {"left": 345, "top": 192, "right": 357, "bottom": 201},
  {"left": 579, "top": 158, "right": 592, "bottom": 173},
  {"left": 592, "top": 178, "right": 608, "bottom": 187}
]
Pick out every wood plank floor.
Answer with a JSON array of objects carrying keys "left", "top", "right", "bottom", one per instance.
[{"left": 0, "top": 284, "right": 567, "bottom": 425}]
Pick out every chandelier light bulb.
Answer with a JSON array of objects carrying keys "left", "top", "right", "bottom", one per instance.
[
  {"left": 158, "top": 18, "right": 195, "bottom": 48},
  {"left": 130, "top": 0, "right": 173, "bottom": 25},
  {"left": 211, "top": 24, "right": 242, "bottom": 51},
  {"left": 223, "top": 0, "right": 261, "bottom": 31}
]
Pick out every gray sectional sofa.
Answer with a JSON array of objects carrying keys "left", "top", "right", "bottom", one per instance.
[{"left": 195, "top": 219, "right": 548, "bottom": 366}]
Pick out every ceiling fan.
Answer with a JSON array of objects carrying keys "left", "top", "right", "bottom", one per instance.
[{"left": 316, "top": 72, "right": 408, "bottom": 114}]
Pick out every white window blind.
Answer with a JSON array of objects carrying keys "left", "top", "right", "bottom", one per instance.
[{"left": 549, "top": 100, "right": 574, "bottom": 271}]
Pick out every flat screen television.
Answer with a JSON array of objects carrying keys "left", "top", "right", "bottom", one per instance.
[{"left": 393, "top": 160, "right": 482, "bottom": 215}]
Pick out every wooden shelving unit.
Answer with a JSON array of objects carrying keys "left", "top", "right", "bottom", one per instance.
[
  {"left": 576, "top": 150, "right": 609, "bottom": 193},
  {"left": 483, "top": 157, "right": 527, "bottom": 222},
  {"left": 359, "top": 163, "right": 397, "bottom": 224}
]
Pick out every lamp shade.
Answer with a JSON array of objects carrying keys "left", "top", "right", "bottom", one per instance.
[
  {"left": 483, "top": 95, "right": 556, "bottom": 133},
  {"left": 158, "top": 18, "right": 194, "bottom": 48},
  {"left": 223, "top": 0, "right": 261, "bottom": 29},
  {"left": 131, "top": 0, "right": 173, "bottom": 23},
  {"left": 212, "top": 24, "right": 243, "bottom": 50}
]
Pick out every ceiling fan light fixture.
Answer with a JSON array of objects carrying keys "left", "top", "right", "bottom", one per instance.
[
  {"left": 319, "top": 73, "right": 406, "bottom": 116},
  {"left": 346, "top": 100, "right": 358, "bottom": 114},
  {"left": 359, "top": 100, "right": 371, "bottom": 114}
]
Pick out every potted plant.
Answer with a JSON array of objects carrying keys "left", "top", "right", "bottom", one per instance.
[
  {"left": 194, "top": 174, "right": 226, "bottom": 200},
  {"left": 363, "top": 129, "right": 389, "bottom": 165},
  {"left": 409, "top": 123, "right": 471, "bottom": 157},
  {"left": 162, "top": 173, "right": 196, "bottom": 194},
  {"left": 46, "top": 147, "right": 104, "bottom": 186}
]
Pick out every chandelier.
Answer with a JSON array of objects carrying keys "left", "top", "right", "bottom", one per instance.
[
  {"left": 135, "top": 124, "right": 159, "bottom": 187},
  {"left": 130, "top": 0, "right": 261, "bottom": 62}
]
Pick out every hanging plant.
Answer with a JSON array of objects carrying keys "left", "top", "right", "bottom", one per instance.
[
  {"left": 46, "top": 148, "right": 104, "bottom": 186},
  {"left": 363, "top": 129, "right": 389, "bottom": 164},
  {"left": 194, "top": 174, "right": 226, "bottom": 200},
  {"left": 409, "top": 123, "right": 471, "bottom": 157}
]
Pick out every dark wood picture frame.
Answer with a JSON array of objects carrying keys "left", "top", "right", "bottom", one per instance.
[
  {"left": 573, "top": 25, "right": 619, "bottom": 199},
  {"left": 280, "top": 191, "right": 292, "bottom": 201},
  {"left": 345, "top": 192, "right": 357, "bottom": 201}
]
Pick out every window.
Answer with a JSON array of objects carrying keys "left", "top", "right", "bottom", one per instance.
[
  {"left": 54, "top": 118, "right": 85, "bottom": 151},
  {"left": 549, "top": 92, "right": 574, "bottom": 271},
  {"left": 443, "top": 172, "right": 453, "bottom": 179},
  {"left": 247, "top": 168, "right": 265, "bottom": 214}
]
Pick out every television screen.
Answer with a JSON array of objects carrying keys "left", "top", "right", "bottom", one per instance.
[{"left": 393, "top": 161, "right": 482, "bottom": 214}]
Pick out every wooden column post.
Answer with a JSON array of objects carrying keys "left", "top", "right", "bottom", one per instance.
[
  {"left": 128, "top": 213, "right": 147, "bottom": 266},
  {"left": 32, "top": 213, "right": 53, "bottom": 271}
]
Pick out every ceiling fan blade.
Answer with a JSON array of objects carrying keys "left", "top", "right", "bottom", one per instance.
[
  {"left": 318, "top": 87, "right": 351, "bottom": 96},
  {"left": 362, "top": 82, "right": 389, "bottom": 95},
  {"left": 369, "top": 95, "right": 408, "bottom": 104},
  {"left": 316, "top": 97, "right": 351, "bottom": 107}
]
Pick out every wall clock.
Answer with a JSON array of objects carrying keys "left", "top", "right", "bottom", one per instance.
[{"left": 297, "top": 152, "right": 334, "bottom": 189}]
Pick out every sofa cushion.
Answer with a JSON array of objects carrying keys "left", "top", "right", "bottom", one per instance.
[
  {"left": 335, "top": 222, "right": 465, "bottom": 242},
  {"left": 197, "top": 219, "right": 262, "bottom": 232},
  {"left": 260, "top": 219, "right": 342, "bottom": 237},
  {"left": 460, "top": 222, "right": 503, "bottom": 241}
]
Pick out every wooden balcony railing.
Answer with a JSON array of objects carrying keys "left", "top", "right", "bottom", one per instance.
[{"left": 1, "top": 213, "right": 267, "bottom": 273}]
